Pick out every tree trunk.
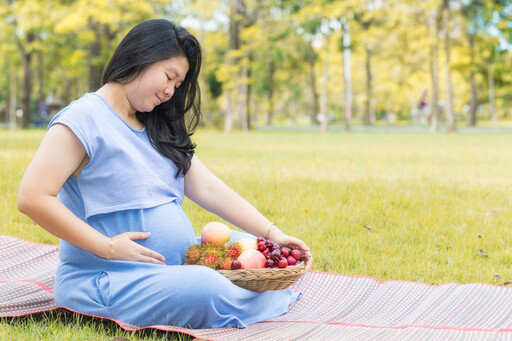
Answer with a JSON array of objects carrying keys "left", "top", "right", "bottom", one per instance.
[
  {"left": 443, "top": 2, "right": 456, "bottom": 132},
  {"left": 18, "top": 32, "right": 35, "bottom": 129},
  {"left": 225, "top": 0, "right": 241, "bottom": 133},
  {"left": 265, "top": 58, "right": 275, "bottom": 125},
  {"left": 429, "top": 11, "right": 441, "bottom": 133},
  {"left": 364, "top": 43, "right": 374, "bottom": 125},
  {"left": 88, "top": 21, "right": 103, "bottom": 91},
  {"left": 488, "top": 60, "right": 498, "bottom": 128},
  {"left": 9, "top": 58, "right": 17, "bottom": 130},
  {"left": 467, "top": 32, "right": 477, "bottom": 126},
  {"left": 237, "top": 50, "right": 250, "bottom": 131},
  {"left": 37, "top": 49, "right": 45, "bottom": 105},
  {"left": 246, "top": 51, "right": 252, "bottom": 130},
  {"left": 307, "top": 39, "right": 320, "bottom": 125},
  {"left": 320, "top": 34, "right": 329, "bottom": 133},
  {"left": 342, "top": 20, "right": 352, "bottom": 132}
]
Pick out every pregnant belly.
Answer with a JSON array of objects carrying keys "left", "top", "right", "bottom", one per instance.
[{"left": 86, "top": 201, "right": 197, "bottom": 265}]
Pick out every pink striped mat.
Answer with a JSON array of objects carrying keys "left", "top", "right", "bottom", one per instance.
[{"left": 2, "top": 235, "right": 512, "bottom": 340}]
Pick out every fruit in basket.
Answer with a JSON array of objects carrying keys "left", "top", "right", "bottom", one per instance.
[
  {"left": 198, "top": 250, "right": 222, "bottom": 269},
  {"left": 281, "top": 247, "right": 290, "bottom": 258},
  {"left": 287, "top": 255, "right": 297, "bottom": 266},
  {"left": 257, "top": 241, "right": 267, "bottom": 252},
  {"left": 231, "top": 260, "right": 242, "bottom": 270},
  {"left": 290, "top": 249, "right": 302, "bottom": 260},
  {"left": 278, "top": 257, "right": 288, "bottom": 268},
  {"left": 201, "top": 222, "right": 231, "bottom": 246},
  {"left": 184, "top": 244, "right": 202, "bottom": 264},
  {"left": 237, "top": 238, "right": 258, "bottom": 252},
  {"left": 225, "top": 242, "right": 242, "bottom": 259},
  {"left": 219, "top": 258, "right": 233, "bottom": 270},
  {"left": 238, "top": 249, "right": 266, "bottom": 269},
  {"left": 270, "top": 249, "right": 281, "bottom": 261},
  {"left": 265, "top": 259, "right": 275, "bottom": 268}
]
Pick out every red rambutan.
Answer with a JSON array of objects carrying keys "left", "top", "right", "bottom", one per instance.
[
  {"left": 185, "top": 244, "right": 203, "bottom": 265},
  {"left": 219, "top": 258, "right": 233, "bottom": 270},
  {"left": 225, "top": 242, "right": 242, "bottom": 260},
  {"left": 198, "top": 252, "right": 222, "bottom": 269}
]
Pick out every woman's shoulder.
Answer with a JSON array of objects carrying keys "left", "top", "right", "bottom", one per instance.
[{"left": 49, "top": 93, "right": 108, "bottom": 128}]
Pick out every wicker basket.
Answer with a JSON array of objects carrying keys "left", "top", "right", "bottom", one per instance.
[{"left": 218, "top": 262, "right": 307, "bottom": 292}]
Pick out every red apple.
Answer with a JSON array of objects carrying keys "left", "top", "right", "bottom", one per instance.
[
  {"left": 201, "top": 222, "right": 231, "bottom": 246},
  {"left": 238, "top": 249, "right": 266, "bottom": 269}
]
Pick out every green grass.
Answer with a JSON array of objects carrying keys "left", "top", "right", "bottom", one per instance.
[{"left": 2, "top": 128, "right": 512, "bottom": 339}]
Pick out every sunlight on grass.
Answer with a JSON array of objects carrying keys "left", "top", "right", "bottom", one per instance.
[{"left": 2, "top": 128, "right": 512, "bottom": 339}]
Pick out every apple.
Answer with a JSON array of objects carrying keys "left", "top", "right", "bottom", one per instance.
[
  {"left": 238, "top": 249, "right": 266, "bottom": 269},
  {"left": 201, "top": 222, "right": 231, "bottom": 246},
  {"left": 236, "top": 237, "right": 257, "bottom": 252}
]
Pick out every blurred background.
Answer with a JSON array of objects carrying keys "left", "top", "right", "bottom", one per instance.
[{"left": 0, "top": 0, "right": 511, "bottom": 132}]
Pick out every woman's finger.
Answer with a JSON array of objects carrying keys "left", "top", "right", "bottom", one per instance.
[
  {"left": 303, "top": 251, "right": 313, "bottom": 270},
  {"left": 127, "top": 231, "right": 151, "bottom": 241},
  {"left": 140, "top": 247, "right": 166, "bottom": 263}
]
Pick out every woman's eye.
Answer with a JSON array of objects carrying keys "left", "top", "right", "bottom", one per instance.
[{"left": 166, "top": 74, "right": 171, "bottom": 81}]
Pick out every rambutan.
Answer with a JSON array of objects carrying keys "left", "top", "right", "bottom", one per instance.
[
  {"left": 185, "top": 244, "right": 203, "bottom": 265},
  {"left": 198, "top": 252, "right": 222, "bottom": 269},
  {"left": 225, "top": 242, "right": 242, "bottom": 260},
  {"left": 219, "top": 258, "right": 233, "bottom": 270}
]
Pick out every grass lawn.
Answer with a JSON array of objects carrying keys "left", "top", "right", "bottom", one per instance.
[{"left": 1, "top": 128, "right": 512, "bottom": 339}]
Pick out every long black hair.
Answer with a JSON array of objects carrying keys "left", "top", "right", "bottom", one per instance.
[{"left": 102, "top": 19, "right": 202, "bottom": 178}]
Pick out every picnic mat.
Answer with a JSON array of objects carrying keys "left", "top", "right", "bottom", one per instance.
[{"left": 2, "top": 235, "right": 512, "bottom": 340}]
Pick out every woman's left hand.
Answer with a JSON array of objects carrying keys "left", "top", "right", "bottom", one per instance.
[{"left": 270, "top": 231, "right": 313, "bottom": 271}]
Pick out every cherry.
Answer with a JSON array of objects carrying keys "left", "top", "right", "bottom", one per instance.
[
  {"left": 287, "top": 256, "right": 297, "bottom": 266},
  {"left": 261, "top": 249, "right": 270, "bottom": 259},
  {"left": 271, "top": 249, "right": 282, "bottom": 261},
  {"left": 231, "top": 260, "right": 242, "bottom": 270},
  {"left": 256, "top": 236, "right": 266, "bottom": 243},
  {"left": 271, "top": 242, "right": 281, "bottom": 251},
  {"left": 265, "top": 259, "right": 275, "bottom": 268},
  {"left": 278, "top": 257, "right": 288, "bottom": 268},
  {"left": 257, "top": 241, "right": 267, "bottom": 252},
  {"left": 281, "top": 247, "right": 290, "bottom": 258},
  {"left": 290, "top": 249, "right": 301, "bottom": 260}
]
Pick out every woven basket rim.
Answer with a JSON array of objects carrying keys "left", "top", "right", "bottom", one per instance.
[
  {"left": 217, "top": 262, "right": 307, "bottom": 292},
  {"left": 218, "top": 262, "right": 306, "bottom": 276}
]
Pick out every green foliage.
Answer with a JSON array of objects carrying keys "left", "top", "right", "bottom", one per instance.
[{"left": 1, "top": 1, "right": 512, "bottom": 127}]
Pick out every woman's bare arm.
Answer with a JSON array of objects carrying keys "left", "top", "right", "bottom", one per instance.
[
  {"left": 18, "top": 124, "right": 165, "bottom": 264},
  {"left": 184, "top": 155, "right": 313, "bottom": 269}
]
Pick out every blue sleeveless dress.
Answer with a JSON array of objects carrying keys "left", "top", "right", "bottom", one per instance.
[{"left": 50, "top": 93, "right": 298, "bottom": 328}]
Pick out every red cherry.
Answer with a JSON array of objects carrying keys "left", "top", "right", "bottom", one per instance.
[
  {"left": 262, "top": 249, "right": 270, "bottom": 259},
  {"left": 265, "top": 259, "right": 275, "bottom": 268},
  {"left": 271, "top": 249, "right": 282, "bottom": 261},
  {"left": 271, "top": 242, "right": 281, "bottom": 251},
  {"left": 231, "top": 260, "right": 242, "bottom": 270},
  {"left": 290, "top": 249, "right": 301, "bottom": 260},
  {"left": 257, "top": 241, "right": 267, "bottom": 252},
  {"left": 256, "top": 236, "right": 265, "bottom": 243},
  {"left": 281, "top": 247, "right": 290, "bottom": 258},
  {"left": 264, "top": 240, "right": 274, "bottom": 248},
  {"left": 278, "top": 257, "right": 288, "bottom": 268},
  {"left": 287, "top": 256, "right": 297, "bottom": 266}
]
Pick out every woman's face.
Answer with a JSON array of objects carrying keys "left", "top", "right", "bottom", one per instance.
[{"left": 124, "top": 56, "right": 189, "bottom": 113}]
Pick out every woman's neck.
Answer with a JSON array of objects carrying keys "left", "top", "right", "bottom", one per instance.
[{"left": 96, "top": 83, "right": 143, "bottom": 130}]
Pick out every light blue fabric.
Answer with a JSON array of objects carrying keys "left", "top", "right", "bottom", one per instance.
[
  {"left": 49, "top": 93, "right": 184, "bottom": 219},
  {"left": 49, "top": 93, "right": 299, "bottom": 328}
]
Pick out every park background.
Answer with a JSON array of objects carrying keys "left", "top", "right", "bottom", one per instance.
[
  {"left": 1, "top": 0, "right": 512, "bottom": 131},
  {"left": 1, "top": 1, "right": 512, "bottom": 340}
]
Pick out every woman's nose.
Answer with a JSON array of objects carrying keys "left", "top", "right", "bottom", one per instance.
[{"left": 164, "top": 86, "right": 174, "bottom": 99}]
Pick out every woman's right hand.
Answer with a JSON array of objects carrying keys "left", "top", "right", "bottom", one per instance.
[{"left": 107, "top": 232, "right": 166, "bottom": 265}]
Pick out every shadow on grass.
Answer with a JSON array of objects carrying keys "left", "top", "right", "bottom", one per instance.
[{"left": 1, "top": 309, "right": 193, "bottom": 340}]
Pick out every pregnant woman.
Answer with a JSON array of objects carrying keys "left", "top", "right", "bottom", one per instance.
[{"left": 17, "top": 19, "right": 312, "bottom": 328}]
